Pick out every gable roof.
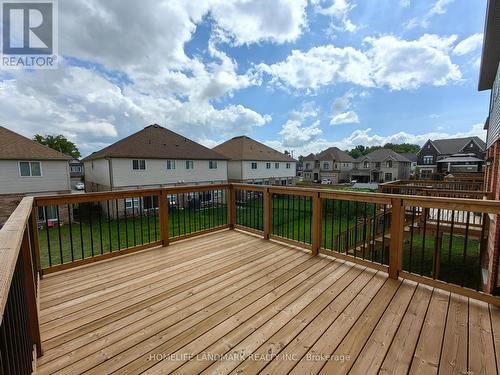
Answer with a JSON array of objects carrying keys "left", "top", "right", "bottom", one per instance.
[
  {"left": 356, "top": 148, "right": 411, "bottom": 163},
  {"left": 479, "top": 0, "right": 500, "bottom": 90},
  {"left": 314, "top": 147, "right": 355, "bottom": 162},
  {"left": 0, "top": 126, "right": 72, "bottom": 161},
  {"left": 82, "top": 124, "right": 227, "bottom": 161},
  {"left": 398, "top": 153, "right": 418, "bottom": 162},
  {"left": 428, "top": 137, "right": 486, "bottom": 155},
  {"left": 213, "top": 136, "right": 295, "bottom": 162},
  {"left": 302, "top": 147, "right": 354, "bottom": 162}
]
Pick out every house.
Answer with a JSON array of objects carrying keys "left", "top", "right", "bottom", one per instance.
[
  {"left": 212, "top": 136, "right": 296, "bottom": 185},
  {"left": 0, "top": 126, "right": 71, "bottom": 226},
  {"left": 351, "top": 149, "right": 411, "bottom": 183},
  {"left": 69, "top": 158, "right": 85, "bottom": 188},
  {"left": 83, "top": 124, "right": 228, "bottom": 192},
  {"left": 416, "top": 137, "right": 486, "bottom": 179},
  {"left": 398, "top": 153, "right": 418, "bottom": 173},
  {"left": 302, "top": 147, "right": 354, "bottom": 183},
  {"left": 478, "top": 0, "right": 500, "bottom": 293}
]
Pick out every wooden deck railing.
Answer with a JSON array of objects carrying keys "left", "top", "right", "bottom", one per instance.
[
  {"left": 379, "top": 179, "right": 488, "bottom": 198},
  {"left": 2, "top": 182, "right": 500, "bottom": 369},
  {"left": 0, "top": 197, "right": 41, "bottom": 374}
]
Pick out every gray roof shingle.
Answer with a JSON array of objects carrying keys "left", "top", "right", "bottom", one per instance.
[{"left": 213, "top": 136, "right": 295, "bottom": 162}]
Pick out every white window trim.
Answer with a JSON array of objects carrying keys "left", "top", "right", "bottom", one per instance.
[
  {"left": 132, "top": 159, "right": 147, "bottom": 171},
  {"left": 166, "top": 159, "right": 176, "bottom": 170},
  {"left": 19, "top": 161, "right": 43, "bottom": 177},
  {"left": 251, "top": 162, "right": 258, "bottom": 170},
  {"left": 185, "top": 160, "right": 194, "bottom": 170},
  {"left": 275, "top": 162, "right": 280, "bottom": 169},
  {"left": 209, "top": 160, "right": 218, "bottom": 169},
  {"left": 125, "top": 197, "right": 140, "bottom": 209}
]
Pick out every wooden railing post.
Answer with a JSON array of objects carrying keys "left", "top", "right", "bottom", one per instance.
[
  {"left": 389, "top": 197, "right": 405, "bottom": 278},
  {"left": 228, "top": 185, "right": 236, "bottom": 229},
  {"left": 159, "top": 190, "right": 169, "bottom": 247},
  {"left": 311, "top": 192, "right": 321, "bottom": 256},
  {"left": 263, "top": 187, "right": 271, "bottom": 240},
  {"left": 21, "top": 226, "right": 42, "bottom": 357},
  {"left": 29, "top": 206, "right": 42, "bottom": 278}
]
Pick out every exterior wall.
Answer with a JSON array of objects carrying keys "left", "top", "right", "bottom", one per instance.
[
  {"left": 227, "top": 161, "right": 242, "bottom": 180},
  {"left": 111, "top": 158, "right": 228, "bottom": 188},
  {"left": 417, "top": 141, "right": 440, "bottom": 166},
  {"left": 0, "top": 160, "right": 70, "bottom": 194},
  {"left": 241, "top": 161, "right": 296, "bottom": 181},
  {"left": 487, "top": 66, "right": 500, "bottom": 149},
  {"left": 84, "top": 159, "right": 110, "bottom": 191}
]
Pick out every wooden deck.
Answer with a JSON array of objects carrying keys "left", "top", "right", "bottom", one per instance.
[{"left": 37, "top": 230, "right": 500, "bottom": 375}]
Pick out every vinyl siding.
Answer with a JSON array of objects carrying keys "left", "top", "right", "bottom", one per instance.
[
  {"left": 241, "top": 161, "right": 296, "bottom": 180},
  {"left": 488, "top": 65, "right": 500, "bottom": 149},
  {"left": 110, "top": 158, "right": 228, "bottom": 187},
  {"left": 84, "top": 159, "right": 110, "bottom": 187},
  {"left": 227, "top": 161, "right": 242, "bottom": 180},
  {"left": 0, "top": 160, "right": 70, "bottom": 194}
]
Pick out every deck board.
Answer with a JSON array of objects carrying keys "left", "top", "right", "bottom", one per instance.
[{"left": 36, "top": 230, "right": 500, "bottom": 375}]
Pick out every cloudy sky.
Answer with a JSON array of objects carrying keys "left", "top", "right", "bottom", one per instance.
[{"left": 0, "top": 0, "right": 490, "bottom": 157}]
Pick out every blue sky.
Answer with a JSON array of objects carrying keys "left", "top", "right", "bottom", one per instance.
[{"left": 0, "top": 0, "right": 490, "bottom": 157}]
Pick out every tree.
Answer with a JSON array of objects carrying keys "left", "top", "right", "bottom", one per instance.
[
  {"left": 33, "top": 134, "right": 81, "bottom": 158},
  {"left": 346, "top": 143, "right": 420, "bottom": 158}
]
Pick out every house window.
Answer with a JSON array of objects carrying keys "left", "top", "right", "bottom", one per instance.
[
  {"left": 323, "top": 162, "right": 329, "bottom": 170},
  {"left": 286, "top": 163, "right": 291, "bottom": 169},
  {"left": 335, "top": 164, "right": 338, "bottom": 169},
  {"left": 386, "top": 160, "right": 393, "bottom": 168},
  {"left": 275, "top": 163, "right": 280, "bottom": 169},
  {"left": 132, "top": 159, "right": 146, "bottom": 170},
  {"left": 385, "top": 173, "right": 393, "bottom": 181},
  {"left": 375, "top": 162, "right": 381, "bottom": 169},
  {"left": 125, "top": 197, "right": 140, "bottom": 209},
  {"left": 37, "top": 206, "right": 57, "bottom": 222},
  {"left": 166, "top": 160, "right": 176, "bottom": 170},
  {"left": 423, "top": 155, "right": 433, "bottom": 164},
  {"left": 305, "top": 163, "right": 310, "bottom": 170},
  {"left": 266, "top": 162, "right": 271, "bottom": 169},
  {"left": 251, "top": 162, "right": 257, "bottom": 169},
  {"left": 209, "top": 160, "right": 218, "bottom": 169},
  {"left": 185, "top": 160, "right": 194, "bottom": 169},
  {"left": 364, "top": 161, "right": 370, "bottom": 168},
  {"left": 19, "top": 161, "right": 42, "bottom": 177}
]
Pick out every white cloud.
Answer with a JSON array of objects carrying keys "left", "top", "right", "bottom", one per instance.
[
  {"left": 279, "top": 120, "right": 323, "bottom": 148},
  {"left": 260, "top": 34, "right": 461, "bottom": 91},
  {"left": 453, "top": 33, "right": 483, "bottom": 56},
  {"left": 399, "top": 0, "right": 410, "bottom": 8},
  {"left": 406, "top": 0, "right": 455, "bottom": 29},
  {"left": 267, "top": 123, "right": 485, "bottom": 157},
  {"left": 312, "top": 0, "right": 357, "bottom": 33},
  {"left": 330, "top": 111, "right": 359, "bottom": 125},
  {"left": 330, "top": 90, "right": 359, "bottom": 124}
]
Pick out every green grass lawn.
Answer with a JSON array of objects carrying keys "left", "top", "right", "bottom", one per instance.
[
  {"left": 38, "top": 205, "right": 227, "bottom": 268},
  {"left": 38, "top": 198, "right": 482, "bottom": 289}
]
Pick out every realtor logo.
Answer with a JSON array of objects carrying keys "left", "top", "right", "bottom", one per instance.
[{"left": 1, "top": 0, "right": 58, "bottom": 68}]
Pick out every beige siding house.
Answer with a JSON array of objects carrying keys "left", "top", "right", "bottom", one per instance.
[
  {"left": 302, "top": 147, "right": 355, "bottom": 183},
  {"left": 352, "top": 149, "right": 411, "bottom": 183},
  {"left": 0, "top": 126, "right": 71, "bottom": 226},
  {"left": 213, "top": 136, "right": 296, "bottom": 185},
  {"left": 83, "top": 124, "right": 228, "bottom": 191}
]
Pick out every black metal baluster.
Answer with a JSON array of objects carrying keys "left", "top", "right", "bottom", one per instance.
[
  {"left": 98, "top": 203, "right": 103, "bottom": 254},
  {"left": 153, "top": 196, "right": 158, "bottom": 241},
  {"left": 44, "top": 207, "right": 52, "bottom": 267},
  {"left": 337, "top": 200, "right": 343, "bottom": 252},
  {"left": 308, "top": 197, "right": 312, "bottom": 244},
  {"left": 462, "top": 211, "right": 471, "bottom": 287},
  {"left": 68, "top": 204, "right": 74, "bottom": 262},
  {"left": 132, "top": 198, "right": 137, "bottom": 246},
  {"left": 433, "top": 209, "right": 441, "bottom": 279},
  {"left": 330, "top": 199, "right": 335, "bottom": 250},
  {"left": 89, "top": 202, "right": 95, "bottom": 256},
  {"left": 362, "top": 202, "right": 367, "bottom": 259},
  {"left": 123, "top": 199, "right": 129, "bottom": 249},
  {"left": 107, "top": 200, "right": 112, "bottom": 252},
  {"left": 115, "top": 199, "right": 121, "bottom": 250},
  {"left": 421, "top": 207, "right": 428, "bottom": 276},
  {"left": 139, "top": 198, "right": 144, "bottom": 245},
  {"left": 448, "top": 210, "right": 455, "bottom": 265},
  {"left": 409, "top": 206, "right": 416, "bottom": 273},
  {"left": 55, "top": 206, "right": 63, "bottom": 264},
  {"left": 147, "top": 197, "right": 151, "bottom": 242}
]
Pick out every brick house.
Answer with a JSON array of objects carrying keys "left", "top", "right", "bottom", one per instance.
[
  {"left": 0, "top": 126, "right": 72, "bottom": 227},
  {"left": 479, "top": 0, "right": 500, "bottom": 294},
  {"left": 351, "top": 149, "right": 412, "bottom": 183},
  {"left": 302, "top": 147, "right": 354, "bottom": 183}
]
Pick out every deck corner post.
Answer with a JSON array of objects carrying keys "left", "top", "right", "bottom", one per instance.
[
  {"left": 263, "top": 187, "right": 271, "bottom": 240},
  {"left": 228, "top": 184, "right": 236, "bottom": 229},
  {"left": 311, "top": 192, "right": 321, "bottom": 256},
  {"left": 389, "top": 197, "right": 405, "bottom": 279},
  {"left": 159, "top": 189, "right": 169, "bottom": 247}
]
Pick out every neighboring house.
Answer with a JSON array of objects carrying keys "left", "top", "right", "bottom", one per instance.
[
  {"left": 302, "top": 147, "right": 354, "bottom": 183},
  {"left": 351, "top": 149, "right": 411, "bottom": 183},
  {"left": 0, "top": 126, "right": 71, "bottom": 226},
  {"left": 398, "top": 153, "right": 418, "bottom": 173},
  {"left": 416, "top": 137, "right": 486, "bottom": 179},
  {"left": 296, "top": 161, "right": 303, "bottom": 178},
  {"left": 69, "top": 158, "right": 85, "bottom": 187},
  {"left": 478, "top": 0, "right": 500, "bottom": 293},
  {"left": 83, "top": 124, "right": 228, "bottom": 192},
  {"left": 212, "top": 136, "right": 296, "bottom": 185}
]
